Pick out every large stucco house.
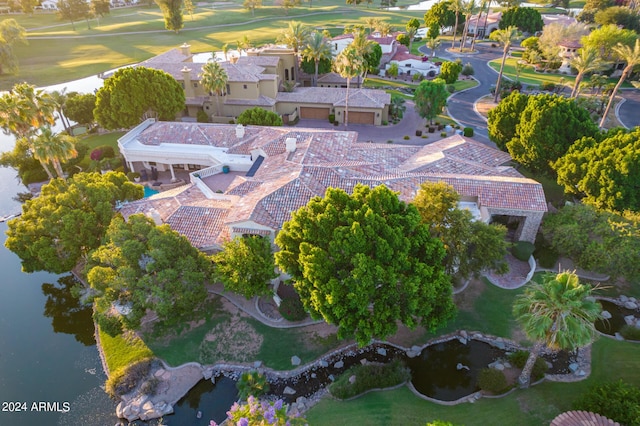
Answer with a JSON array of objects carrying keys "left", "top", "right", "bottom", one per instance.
[
  {"left": 136, "top": 44, "right": 390, "bottom": 125},
  {"left": 117, "top": 120, "right": 547, "bottom": 251}
]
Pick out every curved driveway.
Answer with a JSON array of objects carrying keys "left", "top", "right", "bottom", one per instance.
[{"left": 618, "top": 89, "right": 640, "bottom": 129}]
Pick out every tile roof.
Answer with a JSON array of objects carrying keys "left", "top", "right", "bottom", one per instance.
[
  {"left": 276, "top": 87, "right": 390, "bottom": 109},
  {"left": 120, "top": 122, "right": 547, "bottom": 248}
]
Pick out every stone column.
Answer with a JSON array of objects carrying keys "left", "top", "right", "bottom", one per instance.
[{"left": 169, "top": 164, "right": 176, "bottom": 182}]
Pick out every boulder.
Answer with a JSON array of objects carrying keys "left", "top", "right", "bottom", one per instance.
[
  {"left": 283, "top": 386, "right": 296, "bottom": 395},
  {"left": 360, "top": 359, "right": 368, "bottom": 365},
  {"left": 493, "top": 341, "right": 506, "bottom": 350},
  {"left": 319, "top": 360, "right": 329, "bottom": 368},
  {"left": 620, "top": 295, "right": 629, "bottom": 302},
  {"left": 601, "top": 310, "right": 612, "bottom": 320},
  {"left": 625, "top": 315, "right": 636, "bottom": 325},
  {"left": 328, "top": 374, "right": 335, "bottom": 382},
  {"left": 460, "top": 330, "right": 468, "bottom": 339},
  {"left": 457, "top": 336, "right": 468, "bottom": 345},
  {"left": 296, "top": 396, "right": 307, "bottom": 405},
  {"left": 349, "top": 375, "right": 357, "bottom": 384},
  {"left": 615, "top": 332, "right": 624, "bottom": 341},
  {"left": 311, "top": 373, "right": 317, "bottom": 378},
  {"left": 624, "top": 301, "right": 638, "bottom": 310},
  {"left": 334, "top": 360, "right": 344, "bottom": 369},
  {"left": 377, "top": 347, "right": 387, "bottom": 356},
  {"left": 139, "top": 401, "right": 173, "bottom": 421},
  {"left": 291, "top": 356, "right": 301, "bottom": 366},
  {"left": 203, "top": 368, "right": 213, "bottom": 380},
  {"left": 488, "top": 361, "right": 504, "bottom": 371},
  {"left": 254, "top": 361, "right": 263, "bottom": 368},
  {"left": 406, "top": 350, "right": 419, "bottom": 358},
  {"left": 115, "top": 402, "right": 125, "bottom": 419},
  {"left": 630, "top": 297, "right": 637, "bottom": 303},
  {"left": 154, "top": 369, "right": 166, "bottom": 378},
  {"left": 568, "top": 363, "right": 579, "bottom": 373}
]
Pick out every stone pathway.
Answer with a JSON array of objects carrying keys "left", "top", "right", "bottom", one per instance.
[{"left": 483, "top": 252, "right": 532, "bottom": 289}]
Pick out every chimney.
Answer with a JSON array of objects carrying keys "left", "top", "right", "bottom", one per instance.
[
  {"left": 180, "top": 43, "right": 191, "bottom": 57},
  {"left": 285, "top": 137, "right": 296, "bottom": 153},
  {"left": 236, "top": 124, "right": 245, "bottom": 138},
  {"left": 181, "top": 66, "right": 194, "bottom": 97},
  {"left": 149, "top": 208, "right": 163, "bottom": 226}
]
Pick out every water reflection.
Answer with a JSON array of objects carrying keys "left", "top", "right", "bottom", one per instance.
[{"left": 42, "top": 275, "right": 95, "bottom": 346}]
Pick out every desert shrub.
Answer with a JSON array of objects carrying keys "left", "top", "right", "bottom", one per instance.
[
  {"left": 416, "top": 130, "right": 422, "bottom": 136},
  {"left": 403, "top": 135, "right": 410, "bottom": 140},
  {"left": 477, "top": 368, "right": 508, "bottom": 394},
  {"left": 508, "top": 351, "right": 548, "bottom": 381},
  {"left": 620, "top": 324, "right": 640, "bottom": 341},
  {"left": 572, "top": 380, "right": 640, "bottom": 426},
  {"left": 440, "top": 132, "right": 447, "bottom": 137},
  {"left": 540, "top": 81, "right": 556, "bottom": 91},
  {"left": 512, "top": 241, "right": 535, "bottom": 261},
  {"left": 412, "top": 73, "right": 423, "bottom": 82},
  {"left": 278, "top": 295, "right": 306, "bottom": 321},
  {"left": 328, "top": 114, "right": 335, "bottom": 123},
  {"left": 329, "top": 359, "right": 410, "bottom": 400},
  {"left": 461, "top": 63, "right": 475, "bottom": 76},
  {"left": 533, "top": 232, "right": 559, "bottom": 268},
  {"left": 106, "top": 358, "right": 154, "bottom": 398},
  {"left": 447, "top": 84, "right": 455, "bottom": 93},
  {"left": 197, "top": 110, "right": 209, "bottom": 123},
  {"left": 237, "top": 370, "right": 270, "bottom": 400},
  {"left": 463, "top": 127, "right": 474, "bottom": 137}
]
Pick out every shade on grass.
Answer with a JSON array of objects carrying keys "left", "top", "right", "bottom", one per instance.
[
  {"left": 306, "top": 338, "right": 640, "bottom": 425},
  {"left": 99, "top": 327, "right": 153, "bottom": 374}
]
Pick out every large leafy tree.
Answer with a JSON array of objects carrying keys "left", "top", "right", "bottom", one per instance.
[
  {"left": 65, "top": 92, "right": 97, "bottom": 127},
  {"left": 94, "top": 66, "right": 185, "bottom": 130},
  {"left": 440, "top": 60, "right": 463, "bottom": 84},
  {"left": 569, "top": 47, "right": 608, "bottom": 98},
  {"left": 490, "top": 26, "right": 521, "bottom": 103},
  {"left": 414, "top": 78, "right": 448, "bottom": 125},
  {"left": 0, "top": 19, "right": 26, "bottom": 75},
  {"left": 487, "top": 90, "right": 529, "bottom": 151},
  {"left": 333, "top": 46, "right": 365, "bottom": 127},
  {"left": 236, "top": 107, "right": 283, "bottom": 126},
  {"left": 87, "top": 214, "right": 213, "bottom": 331},
  {"left": 302, "top": 31, "right": 332, "bottom": 87},
  {"left": 595, "top": 6, "right": 640, "bottom": 33},
  {"left": 199, "top": 61, "right": 228, "bottom": 116},
  {"left": 580, "top": 24, "right": 637, "bottom": 63},
  {"left": 155, "top": 0, "right": 184, "bottom": 33},
  {"left": 406, "top": 18, "right": 421, "bottom": 52},
  {"left": 424, "top": 1, "right": 455, "bottom": 32},
  {"left": 599, "top": 40, "right": 640, "bottom": 129},
  {"left": 274, "top": 184, "right": 455, "bottom": 346},
  {"left": 554, "top": 127, "right": 640, "bottom": 212},
  {"left": 412, "top": 182, "right": 508, "bottom": 280},
  {"left": 277, "top": 21, "right": 311, "bottom": 83},
  {"left": 5, "top": 172, "right": 143, "bottom": 274},
  {"left": 243, "top": 0, "right": 262, "bottom": 16},
  {"left": 58, "top": 0, "right": 92, "bottom": 30},
  {"left": 213, "top": 236, "right": 277, "bottom": 299},
  {"left": 513, "top": 271, "right": 602, "bottom": 387},
  {"left": 505, "top": 93, "right": 599, "bottom": 175},
  {"left": 499, "top": 7, "right": 543, "bottom": 34},
  {"left": 32, "top": 127, "right": 78, "bottom": 179}
]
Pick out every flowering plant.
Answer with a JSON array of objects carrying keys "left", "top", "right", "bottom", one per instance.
[{"left": 210, "top": 396, "right": 307, "bottom": 426}]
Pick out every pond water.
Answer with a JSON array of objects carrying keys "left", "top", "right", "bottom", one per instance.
[{"left": 595, "top": 300, "right": 639, "bottom": 337}]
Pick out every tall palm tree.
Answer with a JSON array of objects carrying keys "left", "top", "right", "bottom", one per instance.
[
  {"left": 490, "top": 26, "right": 520, "bottom": 103},
  {"left": 470, "top": 0, "right": 488, "bottom": 51},
  {"left": 302, "top": 31, "right": 332, "bottom": 87},
  {"left": 277, "top": 21, "right": 311, "bottom": 84},
  {"left": 513, "top": 271, "right": 602, "bottom": 388},
  {"left": 426, "top": 37, "right": 441, "bottom": 57},
  {"left": 599, "top": 39, "right": 640, "bottom": 128},
  {"left": 407, "top": 25, "right": 418, "bottom": 53},
  {"left": 349, "top": 28, "right": 375, "bottom": 86},
  {"left": 221, "top": 43, "right": 230, "bottom": 61},
  {"left": 459, "top": 0, "right": 477, "bottom": 52},
  {"left": 570, "top": 47, "right": 608, "bottom": 98},
  {"left": 364, "top": 17, "right": 380, "bottom": 34},
  {"left": 199, "top": 61, "right": 228, "bottom": 116},
  {"left": 449, "top": 0, "right": 463, "bottom": 49},
  {"left": 0, "top": 83, "right": 56, "bottom": 142},
  {"left": 333, "top": 46, "right": 365, "bottom": 127},
  {"left": 32, "top": 126, "right": 78, "bottom": 179},
  {"left": 479, "top": 0, "right": 492, "bottom": 41},
  {"left": 375, "top": 21, "right": 393, "bottom": 37},
  {"left": 49, "top": 88, "right": 72, "bottom": 134}
]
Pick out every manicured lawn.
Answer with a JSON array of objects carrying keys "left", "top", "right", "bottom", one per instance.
[
  {"left": 306, "top": 338, "right": 640, "bottom": 425},
  {"left": 99, "top": 327, "right": 154, "bottom": 373},
  {"left": 76, "top": 131, "right": 124, "bottom": 170}
]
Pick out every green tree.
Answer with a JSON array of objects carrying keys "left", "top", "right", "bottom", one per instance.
[
  {"left": 506, "top": 93, "right": 599, "bottom": 175},
  {"left": 374, "top": 20, "right": 393, "bottom": 36},
  {"left": 65, "top": 92, "right": 97, "bottom": 127},
  {"left": 302, "top": 31, "right": 332, "bottom": 87},
  {"left": 426, "top": 37, "right": 441, "bottom": 57},
  {"left": 213, "top": 235, "right": 277, "bottom": 299},
  {"left": 243, "top": 0, "right": 262, "bottom": 16},
  {"left": 499, "top": 7, "right": 543, "bottom": 33},
  {"left": 414, "top": 78, "right": 448, "bottom": 125},
  {"left": 274, "top": 184, "right": 455, "bottom": 346},
  {"left": 573, "top": 380, "right": 640, "bottom": 426},
  {"left": 277, "top": 21, "right": 310, "bottom": 82},
  {"left": 396, "top": 33, "right": 410, "bottom": 47},
  {"left": 57, "top": 0, "right": 92, "bottom": 31},
  {"left": 32, "top": 126, "right": 78, "bottom": 179},
  {"left": 236, "top": 107, "right": 283, "bottom": 126},
  {"left": 87, "top": 214, "right": 213, "bottom": 331},
  {"left": 487, "top": 90, "right": 528, "bottom": 151},
  {"left": 0, "top": 19, "right": 26, "bottom": 75},
  {"left": 599, "top": 40, "right": 640, "bottom": 129},
  {"left": 406, "top": 18, "right": 421, "bottom": 52},
  {"left": 199, "top": 61, "right": 228, "bottom": 116},
  {"left": 333, "top": 46, "right": 365, "bottom": 127},
  {"left": 580, "top": 24, "right": 637, "bottom": 63},
  {"left": 513, "top": 271, "right": 602, "bottom": 387},
  {"left": 424, "top": 0, "right": 456, "bottom": 32},
  {"left": 569, "top": 47, "right": 608, "bottom": 98},
  {"left": 439, "top": 60, "right": 463, "bottom": 84},
  {"left": 94, "top": 66, "right": 185, "bottom": 130},
  {"left": 5, "top": 172, "right": 143, "bottom": 274},
  {"left": 90, "top": 0, "right": 110, "bottom": 23},
  {"left": 155, "top": 0, "right": 183, "bottom": 33},
  {"left": 364, "top": 17, "right": 380, "bottom": 34},
  {"left": 595, "top": 6, "right": 640, "bottom": 33},
  {"left": 300, "top": 57, "right": 332, "bottom": 76},
  {"left": 183, "top": 0, "right": 195, "bottom": 20},
  {"left": 554, "top": 127, "right": 640, "bottom": 212},
  {"left": 19, "top": 0, "right": 37, "bottom": 14},
  {"left": 427, "top": 23, "right": 440, "bottom": 40},
  {"left": 490, "top": 26, "right": 521, "bottom": 103},
  {"left": 279, "top": 0, "right": 301, "bottom": 15},
  {"left": 413, "top": 182, "right": 508, "bottom": 279}
]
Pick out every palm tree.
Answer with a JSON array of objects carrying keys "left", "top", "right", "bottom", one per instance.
[
  {"left": 599, "top": 39, "right": 640, "bottom": 128},
  {"left": 49, "top": 88, "right": 72, "bottom": 134},
  {"left": 0, "top": 83, "right": 56, "bottom": 142},
  {"left": 570, "top": 47, "right": 608, "bottom": 98},
  {"left": 333, "top": 46, "right": 365, "bottom": 127},
  {"left": 470, "top": 0, "right": 487, "bottom": 51},
  {"left": 389, "top": 94, "right": 406, "bottom": 121},
  {"left": 32, "top": 126, "right": 78, "bottom": 179},
  {"left": 449, "top": 0, "right": 463, "bottom": 49},
  {"left": 479, "top": 0, "right": 492, "bottom": 41},
  {"left": 302, "top": 31, "right": 332, "bottom": 87},
  {"left": 490, "top": 26, "right": 520, "bottom": 103},
  {"left": 375, "top": 21, "right": 393, "bottom": 37},
  {"left": 277, "top": 21, "right": 311, "bottom": 84},
  {"left": 349, "top": 28, "right": 375, "bottom": 86},
  {"left": 426, "top": 38, "right": 441, "bottom": 57},
  {"left": 513, "top": 271, "right": 602, "bottom": 388},
  {"left": 364, "top": 17, "right": 380, "bottom": 34},
  {"left": 407, "top": 26, "right": 418, "bottom": 53},
  {"left": 221, "top": 43, "right": 230, "bottom": 61},
  {"left": 459, "top": 0, "right": 477, "bottom": 52},
  {"left": 199, "top": 61, "right": 228, "bottom": 116}
]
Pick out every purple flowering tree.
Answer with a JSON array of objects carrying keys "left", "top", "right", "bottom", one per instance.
[{"left": 210, "top": 396, "right": 307, "bottom": 426}]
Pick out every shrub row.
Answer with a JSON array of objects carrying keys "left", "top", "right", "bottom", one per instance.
[{"left": 329, "top": 359, "right": 410, "bottom": 400}]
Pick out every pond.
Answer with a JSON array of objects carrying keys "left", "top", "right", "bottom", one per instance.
[{"left": 595, "top": 300, "right": 639, "bottom": 337}]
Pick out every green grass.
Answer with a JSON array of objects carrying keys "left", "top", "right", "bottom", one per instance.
[
  {"left": 306, "top": 338, "right": 640, "bottom": 425},
  {"left": 76, "top": 131, "right": 124, "bottom": 169},
  {"left": 99, "top": 327, "right": 154, "bottom": 373},
  {"left": 452, "top": 79, "right": 477, "bottom": 92}
]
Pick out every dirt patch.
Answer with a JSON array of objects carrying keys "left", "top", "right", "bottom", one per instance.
[
  {"left": 199, "top": 314, "right": 263, "bottom": 364},
  {"left": 454, "top": 278, "right": 487, "bottom": 311},
  {"left": 475, "top": 95, "right": 497, "bottom": 119},
  {"left": 386, "top": 322, "right": 428, "bottom": 348}
]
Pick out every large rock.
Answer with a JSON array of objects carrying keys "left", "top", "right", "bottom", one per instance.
[
  {"left": 115, "top": 402, "right": 125, "bottom": 419},
  {"left": 488, "top": 361, "right": 504, "bottom": 371},
  {"left": 283, "top": 386, "right": 296, "bottom": 395},
  {"left": 202, "top": 367, "right": 214, "bottom": 380},
  {"left": 620, "top": 295, "right": 629, "bottom": 302},
  {"left": 319, "top": 360, "right": 329, "bottom": 368},
  {"left": 334, "top": 360, "right": 344, "bottom": 369},
  {"left": 139, "top": 401, "right": 173, "bottom": 421},
  {"left": 291, "top": 356, "right": 301, "bottom": 366},
  {"left": 601, "top": 310, "right": 612, "bottom": 319},
  {"left": 377, "top": 347, "right": 387, "bottom": 356},
  {"left": 625, "top": 315, "right": 636, "bottom": 325},
  {"left": 349, "top": 375, "right": 357, "bottom": 384},
  {"left": 624, "top": 301, "right": 638, "bottom": 310},
  {"left": 568, "top": 363, "right": 579, "bottom": 373}
]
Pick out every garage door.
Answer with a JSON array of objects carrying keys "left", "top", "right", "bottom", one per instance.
[
  {"left": 300, "top": 107, "right": 330, "bottom": 120},
  {"left": 348, "top": 111, "right": 375, "bottom": 124}
]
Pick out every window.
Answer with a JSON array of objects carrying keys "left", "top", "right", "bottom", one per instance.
[
  {"left": 243, "top": 84, "right": 247, "bottom": 89},
  {"left": 226, "top": 84, "right": 231, "bottom": 94},
  {"left": 193, "top": 82, "right": 198, "bottom": 88},
  {"left": 285, "top": 69, "right": 289, "bottom": 80}
]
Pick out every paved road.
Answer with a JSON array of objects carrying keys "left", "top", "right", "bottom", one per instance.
[{"left": 618, "top": 88, "right": 640, "bottom": 129}]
